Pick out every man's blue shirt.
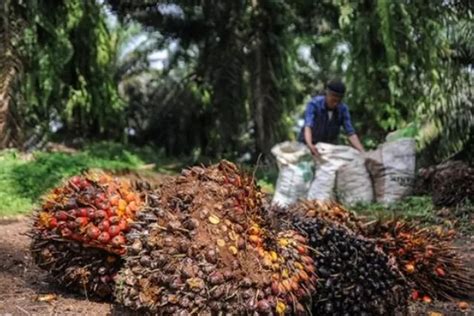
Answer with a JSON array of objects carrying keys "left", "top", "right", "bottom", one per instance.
[{"left": 298, "top": 95, "right": 356, "bottom": 144}]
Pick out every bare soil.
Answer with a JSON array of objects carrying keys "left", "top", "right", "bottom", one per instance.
[{"left": 1, "top": 219, "right": 472, "bottom": 316}]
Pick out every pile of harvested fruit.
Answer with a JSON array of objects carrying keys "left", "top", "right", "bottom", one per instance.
[
  {"left": 115, "top": 161, "right": 316, "bottom": 314},
  {"left": 364, "top": 219, "right": 474, "bottom": 301},
  {"left": 271, "top": 203, "right": 409, "bottom": 315},
  {"left": 30, "top": 172, "right": 142, "bottom": 297},
  {"left": 415, "top": 160, "right": 474, "bottom": 207},
  {"left": 29, "top": 161, "right": 474, "bottom": 314}
]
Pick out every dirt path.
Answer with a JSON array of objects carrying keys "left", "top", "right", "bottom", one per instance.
[
  {"left": 0, "top": 219, "right": 472, "bottom": 315},
  {"left": 0, "top": 219, "right": 114, "bottom": 315}
]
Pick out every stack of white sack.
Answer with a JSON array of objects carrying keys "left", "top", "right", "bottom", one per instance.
[{"left": 272, "top": 138, "right": 416, "bottom": 206}]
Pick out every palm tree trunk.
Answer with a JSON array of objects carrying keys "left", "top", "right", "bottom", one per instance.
[{"left": 0, "top": 0, "right": 22, "bottom": 148}]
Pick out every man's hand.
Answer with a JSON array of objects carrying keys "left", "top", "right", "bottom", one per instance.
[{"left": 309, "top": 144, "right": 319, "bottom": 157}]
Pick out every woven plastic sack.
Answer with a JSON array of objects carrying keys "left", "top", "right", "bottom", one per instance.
[
  {"left": 307, "top": 143, "right": 360, "bottom": 201},
  {"left": 365, "top": 138, "right": 416, "bottom": 204},
  {"left": 271, "top": 141, "right": 314, "bottom": 207}
]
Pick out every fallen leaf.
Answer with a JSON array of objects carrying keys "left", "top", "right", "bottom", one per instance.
[
  {"left": 216, "top": 239, "right": 226, "bottom": 247},
  {"left": 37, "top": 294, "right": 57, "bottom": 302},
  {"left": 458, "top": 301, "right": 469, "bottom": 310},
  {"left": 428, "top": 312, "right": 443, "bottom": 316}
]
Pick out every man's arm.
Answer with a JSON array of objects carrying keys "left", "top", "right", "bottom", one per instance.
[
  {"left": 348, "top": 134, "right": 365, "bottom": 152},
  {"left": 342, "top": 106, "right": 365, "bottom": 152},
  {"left": 303, "top": 99, "right": 319, "bottom": 156},
  {"left": 304, "top": 126, "right": 319, "bottom": 156}
]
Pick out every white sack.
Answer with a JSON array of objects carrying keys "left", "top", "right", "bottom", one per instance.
[
  {"left": 307, "top": 143, "right": 360, "bottom": 201},
  {"left": 271, "top": 141, "right": 314, "bottom": 207},
  {"left": 336, "top": 156, "right": 373, "bottom": 205},
  {"left": 365, "top": 138, "right": 416, "bottom": 204}
]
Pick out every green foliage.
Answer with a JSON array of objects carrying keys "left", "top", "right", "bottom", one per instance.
[
  {"left": 0, "top": 142, "right": 181, "bottom": 216},
  {"left": 18, "top": 0, "right": 125, "bottom": 141},
  {"left": 2, "top": 1, "right": 470, "bottom": 164}
]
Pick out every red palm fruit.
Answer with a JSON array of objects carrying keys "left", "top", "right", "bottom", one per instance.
[
  {"left": 67, "top": 220, "right": 78, "bottom": 229},
  {"left": 71, "top": 233, "right": 82, "bottom": 241},
  {"left": 87, "top": 208, "right": 96, "bottom": 219},
  {"left": 69, "top": 176, "right": 81, "bottom": 186},
  {"left": 96, "top": 202, "right": 109, "bottom": 210},
  {"left": 125, "top": 192, "right": 136, "bottom": 203},
  {"left": 110, "top": 195, "right": 120, "bottom": 206},
  {"left": 296, "top": 245, "right": 307, "bottom": 255},
  {"left": 109, "top": 216, "right": 120, "bottom": 225},
  {"left": 422, "top": 295, "right": 432, "bottom": 303},
  {"left": 435, "top": 267, "right": 446, "bottom": 277},
  {"left": 95, "top": 210, "right": 107, "bottom": 219},
  {"left": 118, "top": 219, "right": 128, "bottom": 231},
  {"left": 127, "top": 201, "right": 138, "bottom": 212},
  {"left": 98, "top": 220, "right": 110, "bottom": 232},
  {"left": 301, "top": 255, "right": 313, "bottom": 265},
  {"left": 55, "top": 211, "right": 68, "bottom": 221},
  {"left": 75, "top": 217, "right": 89, "bottom": 226},
  {"left": 411, "top": 290, "right": 419, "bottom": 300},
  {"left": 87, "top": 226, "right": 101, "bottom": 239},
  {"left": 79, "top": 179, "right": 90, "bottom": 189},
  {"left": 77, "top": 208, "right": 88, "bottom": 217},
  {"left": 298, "top": 270, "right": 309, "bottom": 282},
  {"left": 48, "top": 217, "right": 58, "bottom": 228},
  {"left": 106, "top": 208, "right": 115, "bottom": 217},
  {"left": 293, "top": 234, "right": 307, "bottom": 244},
  {"left": 248, "top": 235, "right": 262, "bottom": 246},
  {"left": 61, "top": 227, "right": 72, "bottom": 237},
  {"left": 98, "top": 232, "right": 110, "bottom": 244},
  {"left": 97, "top": 192, "right": 106, "bottom": 202},
  {"left": 108, "top": 225, "right": 121, "bottom": 237},
  {"left": 111, "top": 235, "right": 126, "bottom": 247},
  {"left": 271, "top": 281, "right": 280, "bottom": 295}
]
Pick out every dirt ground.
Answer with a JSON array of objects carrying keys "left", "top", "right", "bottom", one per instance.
[{"left": 0, "top": 218, "right": 472, "bottom": 316}]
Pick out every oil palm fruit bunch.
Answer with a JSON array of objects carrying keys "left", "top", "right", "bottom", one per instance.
[
  {"left": 115, "top": 161, "right": 316, "bottom": 314},
  {"left": 286, "top": 200, "right": 364, "bottom": 233},
  {"left": 364, "top": 220, "right": 474, "bottom": 301},
  {"left": 30, "top": 172, "right": 142, "bottom": 297},
  {"left": 271, "top": 204, "right": 409, "bottom": 316},
  {"left": 30, "top": 238, "right": 122, "bottom": 298},
  {"left": 414, "top": 160, "right": 473, "bottom": 207},
  {"left": 431, "top": 161, "right": 473, "bottom": 207}
]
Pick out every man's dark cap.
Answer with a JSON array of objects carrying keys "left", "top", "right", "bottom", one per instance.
[{"left": 326, "top": 79, "right": 346, "bottom": 96}]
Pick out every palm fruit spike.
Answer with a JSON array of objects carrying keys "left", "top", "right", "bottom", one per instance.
[
  {"left": 364, "top": 219, "right": 474, "bottom": 301},
  {"left": 271, "top": 204, "right": 410, "bottom": 315},
  {"left": 30, "top": 171, "right": 142, "bottom": 298},
  {"left": 115, "top": 161, "right": 316, "bottom": 314}
]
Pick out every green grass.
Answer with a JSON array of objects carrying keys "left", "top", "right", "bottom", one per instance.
[
  {"left": 0, "top": 142, "right": 183, "bottom": 217},
  {"left": 349, "top": 196, "right": 474, "bottom": 234},
  {"left": 349, "top": 196, "right": 437, "bottom": 222}
]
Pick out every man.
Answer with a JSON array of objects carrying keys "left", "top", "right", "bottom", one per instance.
[{"left": 298, "top": 79, "right": 365, "bottom": 156}]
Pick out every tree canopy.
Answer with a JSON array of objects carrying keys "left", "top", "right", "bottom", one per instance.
[{"left": 0, "top": 0, "right": 472, "bottom": 163}]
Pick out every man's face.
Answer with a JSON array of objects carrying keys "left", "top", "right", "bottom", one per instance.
[{"left": 325, "top": 91, "right": 343, "bottom": 110}]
